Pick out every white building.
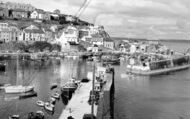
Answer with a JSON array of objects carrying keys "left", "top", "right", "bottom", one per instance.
[
  {"left": 91, "top": 34, "right": 104, "bottom": 46},
  {"left": 56, "top": 25, "right": 79, "bottom": 44},
  {"left": 0, "top": 22, "right": 20, "bottom": 42},
  {"left": 19, "top": 25, "right": 45, "bottom": 42},
  {"left": 30, "top": 9, "right": 46, "bottom": 20},
  {"left": 55, "top": 25, "right": 79, "bottom": 51},
  {"left": 89, "top": 25, "right": 104, "bottom": 35},
  {"left": 130, "top": 44, "right": 137, "bottom": 53}
]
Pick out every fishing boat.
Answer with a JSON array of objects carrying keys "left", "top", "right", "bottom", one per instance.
[
  {"left": 44, "top": 102, "right": 55, "bottom": 112},
  {"left": 61, "top": 78, "right": 78, "bottom": 93},
  {"left": 8, "top": 115, "right": 19, "bottom": 119},
  {"left": 52, "top": 92, "right": 60, "bottom": 99},
  {"left": 4, "top": 85, "right": 34, "bottom": 94},
  {"left": 36, "top": 100, "right": 45, "bottom": 107},
  {"left": 49, "top": 97, "right": 56, "bottom": 104}
]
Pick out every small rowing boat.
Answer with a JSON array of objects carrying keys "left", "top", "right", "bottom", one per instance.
[{"left": 36, "top": 100, "right": 45, "bottom": 107}]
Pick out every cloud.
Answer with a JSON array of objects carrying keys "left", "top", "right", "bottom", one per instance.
[{"left": 4, "top": 0, "right": 190, "bottom": 39}]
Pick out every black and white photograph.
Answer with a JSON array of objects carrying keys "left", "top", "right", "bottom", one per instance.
[{"left": 0, "top": 0, "right": 190, "bottom": 119}]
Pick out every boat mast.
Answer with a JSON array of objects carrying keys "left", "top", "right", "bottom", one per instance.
[
  {"left": 16, "top": 54, "right": 20, "bottom": 85},
  {"left": 91, "top": 61, "right": 95, "bottom": 119}
]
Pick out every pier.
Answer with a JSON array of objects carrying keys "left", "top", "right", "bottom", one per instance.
[
  {"left": 59, "top": 72, "right": 98, "bottom": 119},
  {"left": 59, "top": 68, "right": 115, "bottom": 119}
]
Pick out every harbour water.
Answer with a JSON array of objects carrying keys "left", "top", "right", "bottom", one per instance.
[
  {"left": 0, "top": 40, "right": 190, "bottom": 119},
  {"left": 115, "top": 40, "right": 190, "bottom": 119},
  {"left": 0, "top": 58, "right": 93, "bottom": 119}
]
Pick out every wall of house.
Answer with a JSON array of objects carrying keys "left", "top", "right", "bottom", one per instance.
[
  {"left": 31, "top": 11, "right": 38, "bottom": 19},
  {"left": 92, "top": 38, "right": 104, "bottom": 46},
  {"left": 4, "top": 3, "right": 35, "bottom": 11},
  {"left": 12, "top": 11, "right": 28, "bottom": 18},
  {"left": 104, "top": 42, "right": 114, "bottom": 49}
]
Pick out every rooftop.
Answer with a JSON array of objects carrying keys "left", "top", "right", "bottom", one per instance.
[{"left": 24, "top": 29, "right": 44, "bottom": 34}]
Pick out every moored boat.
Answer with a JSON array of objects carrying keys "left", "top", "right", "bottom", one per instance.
[
  {"left": 49, "top": 97, "right": 56, "bottom": 104},
  {"left": 36, "top": 100, "right": 45, "bottom": 107},
  {"left": 51, "top": 92, "right": 60, "bottom": 99},
  {"left": 44, "top": 102, "right": 55, "bottom": 112},
  {"left": 8, "top": 115, "right": 19, "bottom": 119},
  {"left": 50, "top": 84, "right": 58, "bottom": 90},
  {"left": 4, "top": 85, "right": 34, "bottom": 94},
  {"left": 19, "top": 91, "right": 37, "bottom": 99},
  {"left": 61, "top": 78, "right": 78, "bottom": 93}
]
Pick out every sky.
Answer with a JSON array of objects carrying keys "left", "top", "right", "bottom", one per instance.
[{"left": 4, "top": 0, "right": 190, "bottom": 39}]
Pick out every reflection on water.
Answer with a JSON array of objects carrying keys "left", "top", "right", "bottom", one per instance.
[{"left": 0, "top": 58, "right": 92, "bottom": 119}]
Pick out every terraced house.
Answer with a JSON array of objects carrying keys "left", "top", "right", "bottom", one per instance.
[
  {"left": 0, "top": 22, "right": 20, "bottom": 43},
  {"left": 19, "top": 25, "right": 45, "bottom": 42},
  {"left": 11, "top": 9, "right": 28, "bottom": 18},
  {"left": 30, "top": 9, "right": 50, "bottom": 20},
  {"left": 2, "top": 2, "right": 35, "bottom": 11}
]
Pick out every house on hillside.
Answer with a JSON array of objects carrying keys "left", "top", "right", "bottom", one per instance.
[
  {"left": 0, "top": 7, "right": 8, "bottom": 17},
  {"left": 11, "top": 9, "right": 28, "bottom": 18},
  {"left": 91, "top": 34, "right": 104, "bottom": 46},
  {"left": 79, "top": 26, "right": 91, "bottom": 41},
  {"left": 56, "top": 25, "right": 79, "bottom": 45},
  {"left": 0, "top": 22, "right": 9, "bottom": 29},
  {"left": 19, "top": 25, "right": 45, "bottom": 42},
  {"left": 9, "top": 25, "right": 20, "bottom": 41},
  {"left": 50, "top": 13, "right": 59, "bottom": 20},
  {"left": 103, "top": 38, "right": 114, "bottom": 50},
  {"left": 0, "top": 28, "right": 10, "bottom": 43},
  {"left": 4, "top": 2, "right": 35, "bottom": 11},
  {"left": 55, "top": 25, "right": 79, "bottom": 51},
  {"left": 31, "top": 9, "right": 49, "bottom": 20},
  {"left": 0, "top": 23, "right": 20, "bottom": 43},
  {"left": 30, "top": 10, "right": 38, "bottom": 19},
  {"left": 44, "top": 12, "right": 51, "bottom": 20},
  {"left": 87, "top": 45, "right": 99, "bottom": 53},
  {"left": 89, "top": 25, "right": 104, "bottom": 35}
]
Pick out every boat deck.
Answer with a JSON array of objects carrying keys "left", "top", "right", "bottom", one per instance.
[{"left": 59, "top": 72, "right": 97, "bottom": 119}]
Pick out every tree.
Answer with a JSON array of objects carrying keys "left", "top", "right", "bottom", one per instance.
[{"left": 53, "top": 9, "right": 60, "bottom": 14}]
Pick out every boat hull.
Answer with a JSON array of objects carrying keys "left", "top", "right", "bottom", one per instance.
[
  {"left": 126, "top": 64, "right": 190, "bottom": 75},
  {"left": 61, "top": 87, "right": 77, "bottom": 93},
  {"left": 19, "top": 91, "right": 37, "bottom": 99},
  {"left": 4, "top": 86, "right": 34, "bottom": 94}
]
